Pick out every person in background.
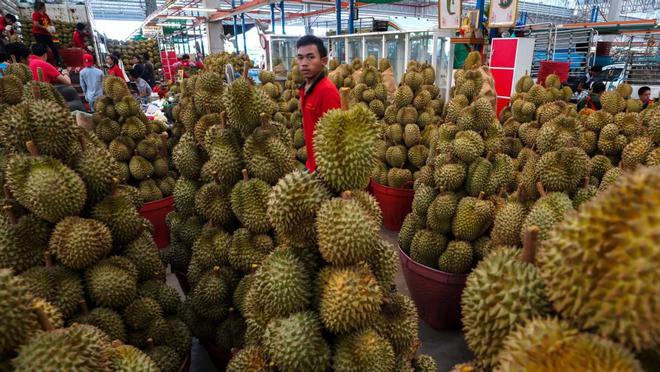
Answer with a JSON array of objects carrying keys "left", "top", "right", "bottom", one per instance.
[
  {"left": 106, "top": 54, "right": 124, "bottom": 78},
  {"left": 142, "top": 52, "right": 155, "bottom": 87},
  {"left": 577, "top": 65, "right": 602, "bottom": 94},
  {"left": 5, "top": 42, "right": 30, "bottom": 64},
  {"left": 32, "top": 1, "right": 62, "bottom": 66},
  {"left": 79, "top": 53, "right": 103, "bottom": 111},
  {"left": 296, "top": 34, "right": 341, "bottom": 172},
  {"left": 129, "top": 69, "right": 152, "bottom": 104},
  {"left": 638, "top": 86, "right": 654, "bottom": 110},
  {"left": 0, "top": 48, "right": 8, "bottom": 75},
  {"left": 29, "top": 43, "right": 70, "bottom": 85},
  {"left": 72, "top": 23, "right": 90, "bottom": 49},
  {"left": 131, "top": 54, "right": 144, "bottom": 80},
  {"left": 577, "top": 81, "right": 605, "bottom": 111},
  {"left": 1, "top": 13, "right": 18, "bottom": 44}
]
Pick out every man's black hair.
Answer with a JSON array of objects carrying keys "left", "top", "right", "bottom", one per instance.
[
  {"left": 592, "top": 82, "right": 606, "bottom": 94},
  {"left": 34, "top": 1, "right": 45, "bottom": 11},
  {"left": 31, "top": 43, "right": 48, "bottom": 57},
  {"left": 0, "top": 48, "right": 8, "bottom": 63},
  {"left": 129, "top": 69, "right": 140, "bottom": 79},
  {"left": 108, "top": 54, "right": 119, "bottom": 64},
  {"left": 143, "top": 52, "right": 150, "bottom": 61},
  {"left": 132, "top": 54, "right": 142, "bottom": 62},
  {"left": 181, "top": 54, "right": 190, "bottom": 60},
  {"left": 296, "top": 35, "right": 328, "bottom": 58},
  {"left": 5, "top": 42, "right": 30, "bottom": 61},
  {"left": 4, "top": 14, "right": 16, "bottom": 23},
  {"left": 591, "top": 65, "right": 602, "bottom": 73},
  {"left": 76, "top": 22, "right": 86, "bottom": 31},
  {"left": 638, "top": 86, "right": 651, "bottom": 96}
]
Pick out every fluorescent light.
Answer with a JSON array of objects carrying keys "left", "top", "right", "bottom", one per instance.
[
  {"left": 156, "top": 22, "right": 184, "bottom": 27},
  {"left": 181, "top": 7, "right": 218, "bottom": 12},
  {"left": 165, "top": 15, "right": 197, "bottom": 20}
]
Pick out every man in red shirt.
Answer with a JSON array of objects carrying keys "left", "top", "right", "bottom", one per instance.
[
  {"left": 32, "top": 1, "right": 62, "bottom": 66},
  {"left": 72, "top": 23, "right": 89, "bottom": 49},
  {"left": 29, "top": 43, "right": 70, "bottom": 85},
  {"left": 297, "top": 35, "right": 341, "bottom": 172}
]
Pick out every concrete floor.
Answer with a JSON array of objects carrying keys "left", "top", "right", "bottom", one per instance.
[{"left": 168, "top": 227, "right": 474, "bottom": 372}]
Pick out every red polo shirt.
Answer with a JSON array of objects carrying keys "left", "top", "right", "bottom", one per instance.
[
  {"left": 107, "top": 64, "right": 123, "bottom": 78},
  {"left": 29, "top": 55, "right": 60, "bottom": 83},
  {"left": 299, "top": 72, "right": 341, "bottom": 172},
  {"left": 32, "top": 11, "right": 51, "bottom": 36},
  {"left": 73, "top": 30, "right": 86, "bottom": 48}
]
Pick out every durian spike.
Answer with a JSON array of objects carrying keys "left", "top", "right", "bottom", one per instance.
[
  {"left": 111, "top": 340, "right": 124, "bottom": 348},
  {"left": 339, "top": 87, "right": 351, "bottom": 111},
  {"left": 521, "top": 226, "right": 540, "bottom": 265},
  {"left": 485, "top": 151, "right": 493, "bottom": 161},
  {"left": 260, "top": 112, "right": 269, "bottom": 128},
  {"left": 535, "top": 181, "right": 547, "bottom": 197},
  {"left": 242, "top": 169, "right": 249, "bottom": 181},
  {"left": 212, "top": 171, "right": 221, "bottom": 185},
  {"left": 147, "top": 338, "right": 155, "bottom": 351},
  {"left": 110, "top": 178, "right": 120, "bottom": 196},
  {"left": 79, "top": 300, "right": 89, "bottom": 315},
  {"left": 34, "top": 306, "right": 54, "bottom": 332},
  {"left": 36, "top": 67, "right": 44, "bottom": 83},
  {"left": 220, "top": 111, "right": 227, "bottom": 128},
  {"left": 341, "top": 191, "right": 353, "bottom": 199},
  {"left": 2, "top": 205, "right": 17, "bottom": 225},
  {"left": 242, "top": 61, "right": 249, "bottom": 79},
  {"left": 44, "top": 252, "right": 53, "bottom": 267},
  {"left": 25, "top": 140, "right": 39, "bottom": 156}
]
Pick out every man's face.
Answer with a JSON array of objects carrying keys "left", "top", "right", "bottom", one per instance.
[
  {"left": 296, "top": 44, "right": 327, "bottom": 80},
  {"left": 640, "top": 90, "right": 651, "bottom": 103}
]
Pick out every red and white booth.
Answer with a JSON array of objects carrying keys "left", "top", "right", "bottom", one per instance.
[{"left": 489, "top": 38, "right": 536, "bottom": 116}]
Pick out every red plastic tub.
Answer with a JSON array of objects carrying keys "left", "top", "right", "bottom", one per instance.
[
  {"left": 537, "top": 60, "right": 570, "bottom": 86},
  {"left": 139, "top": 196, "right": 175, "bottom": 249},
  {"left": 398, "top": 246, "right": 467, "bottom": 330},
  {"left": 369, "top": 179, "right": 414, "bottom": 231},
  {"left": 60, "top": 48, "right": 85, "bottom": 68}
]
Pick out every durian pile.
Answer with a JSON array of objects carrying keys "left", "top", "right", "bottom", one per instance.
[
  {"left": 203, "top": 52, "right": 253, "bottom": 76},
  {"left": 0, "top": 68, "right": 192, "bottom": 371},
  {"left": 226, "top": 87, "right": 437, "bottom": 372},
  {"left": 328, "top": 59, "right": 356, "bottom": 89},
  {"left": 350, "top": 55, "right": 391, "bottom": 120},
  {"left": 19, "top": 19, "right": 90, "bottom": 49},
  {"left": 164, "top": 64, "right": 296, "bottom": 351},
  {"left": 397, "top": 52, "right": 505, "bottom": 274},
  {"left": 92, "top": 76, "right": 176, "bottom": 203},
  {"left": 107, "top": 38, "right": 162, "bottom": 70},
  {"left": 372, "top": 60, "right": 444, "bottom": 189}
]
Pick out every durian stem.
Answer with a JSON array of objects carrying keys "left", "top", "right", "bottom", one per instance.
[
  {"left": 498, "top": 187, "right": 506, "bottom": 198},
  {"left": 36, "top": 67, "right": 44, "bottom": 83},
  {"left": 3, "top": 184, "right": 12, "bottom": 200},
  {"left": 583, "top": 176, "right": 590, "bottom": 188},
  {"left": 25, "top": 140, "right": 39, "bottom": 156},
  {"left": 535, "top": 182, "right": 547, "bottom": 197},
  {"left": 159, "top": 133, "right": 169, "bottom": 158},
  {"left": 110, "top": 178, "right": 120, "bottom": 196},
  {"left": 111, "top": 340, "right": 124, "bottom": 348},
  {"left": 341, "top": 191, "right": 353, "bottom": 199},
  {"left": 34, "top": 306, "right": 54, "bottom": 332},
  {"left": 78, "top": 133, "right": 87, "bottom": 151},
  {"left": 242, "top": 61, "right": 249, "bottom": 79},
  {"left": 212, "top": 171, "right": 221, "bottom": 185},
  {"left": 147, "top": 338, "right": 155, "bottom": 351},
  {"left": 522, "top": 226, "right": 539, "bottom": 265},
  {"left": 2, "top": 205, "right": 17, "bottom": 225},
  {"left": 10, "top": 55, "right": 16, "bottom": 63},
  {"left": 79, "top": 300, "right": 89, "bottom": 315},
  {"left": 242, "top": 169, "right": 249, "bottom": 181},
  {"left": 485, "top": 151, "right": 492, "bottom": 161},
  {"left": 259, "top": 113, "right": 269, "bottom": 128},
  {"left": 44, "top": 252, "right": 53, "bottom": 267},
  {"left": 220, "top": 111, "right": 227, "bottom": 129},
  {"left": 477, "top": 191, "right": 486, "bottom": 200},
  {"left": 212, "top": 266, "right": 221, "bottom": 277},
  {"left": 339, "top": 87, "right": 351, "bottom": 111}
]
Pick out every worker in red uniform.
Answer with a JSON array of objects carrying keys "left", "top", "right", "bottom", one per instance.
[
  {"left": 296, "top": 35, "right": 340, "bottom": 172},
  {"left": 106, "top": 54, "right": 124, "bottom": 78},
  {"left": 72, "top": 23, "right": 90, "bottom": 49},
  {"left": 32, "top": 1, "right": 62, "bottom": 66}
]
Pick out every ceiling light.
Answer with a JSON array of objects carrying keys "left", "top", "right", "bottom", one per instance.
[
  {"left": 165, "top": 15, "right": 197, "bottom": 20},
  {"left": 181, "top": 7, "right": 218, "bottom": 12},
  {"left": 156, "top": 22, "right": 183, "bottom": 27}
]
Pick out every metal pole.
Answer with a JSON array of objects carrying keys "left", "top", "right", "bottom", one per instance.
[
  {"left": 348, "top": 0, "right": 355, "bottom": 34},
  {"left": 270, "top": 3, "right": 276, "bottom": 33},
  {"left": 280, "top": 1, "right": 286, "bottom": 35},
  {"left": 336, "top": 0, "right": 341, "bottom": 37},
  {"left": 232, "top": 0, "right": 239, "bottom": 53},
  {"left": 475, "top": 0, "right": 485, "bottom": 30},
  {"left": 241, "top": 0, "right": 247, "bottom": 55}
]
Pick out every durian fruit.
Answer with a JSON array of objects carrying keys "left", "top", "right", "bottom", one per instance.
[
  {"left": 534, "top": 147, "right": 590, "bottom": 194},
  {"left": 538, "top": 166, "right": 660, "bottom": 352},
  {"left": 226, "top": 345, "right": 269, "bottom": 372},
  {"left": 243, "top": 115, "right": 296, "bottom": 185},
  {"left": 0, "top": 211, "right": 50, "bottom": 274},
  {"left": 111, "top": 343, "right": 160, "bottom": 372},
  {"left": 601, "top": 91, "right": 626, "bottom": 115},
  {"left": 49, "top": 216, "right": 112, "bottom": 270},
  {"left": 451, "top": 193, "right": 495, "bottom": 242},
  {"left": 173, "top": 177, "right": 198, "bottom": 217},
  {"left": 316, "top": 192, "right": 380, "bottom": 265},
  {"left": 461, "top": 229, "right": 551, "bottom": 370},
  {"left": 189, "top": 266, "right": 231, "bottom": 322},
  {"left": 490, "top": 191, "right": 526, "bottom": 247},
  {"left": 75, "top": 144, "right": 123, "bottom": 204},
  {"left": 410, "top": 229, "right": 448, "bottom": 268},
  {"left": 229, "top": 228, "right": 274, "bottom": 273},
  {"left": 123, "top": 296, "right": 163, "bottom": 331},
  {"left": 6, "top": 154, "right": 87, "bottom": 223},
  {"left": 496, "top": 317, "right": 642, "bottom": 372},
  {"left": 92, "top": 189, "right": 146, "bottom": 245},
  {"left": 399, "top": 212, "right": 424, "bottom": 253},
  {"left": 315, "top": 89, "right": 379, "bottom": 193},
  {"left": 319, "top": 263, "right": 382, "bottom": 334},
  {"left": 427, "top": 190, "right": 459, "bottom": 234},
  {"left": 0, "top": 269, "right": 40, "bottom": 355},
  {"left": 122, "top": 231, "right": 166, "bottom": 281},
  {"left": 521, "top": 189, "right": 573, "bottom": 242},
  {"left": 437, "top": 240, "right": 474, "bottom": 274},
  {"left": 13, "top": 324, "right": 114, "bottom": 372},
  {"left": 172, "top": 132, "right": 202, "bottom": 180},
  {"left": 85, "top": 256, "right": 138, "bottom": 309},
  {"left": 145, "top": 342, "right": 182, "bottom": 372},
  {"left": 515, "top": 75, "right": 534, "bottom": 93},
  {"left": 194, "top": 175, "right": 234, "bottom": 226},
  {"left": 20, "top": 262, "right": 84, "bottom": 319},
  {"left": 333, "top": 328, "right": 396, "bottom": 371},
  {"left": 230, "top": 170, "right": 271, "bottom": 233},
  {"left": 263, "top": 311, "right": 331, "bottom": 372},
  {"left": 71, "top": 305, "right": 127, "bottom": 342}
]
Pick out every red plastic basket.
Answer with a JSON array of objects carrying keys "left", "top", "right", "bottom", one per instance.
[
  {"left": 60, "top": 48, "right": 85, "bottom": 68},
  {"left": 139, "top": 196, "right": 175, "bottom": 249},
  {"left": 369, "top": 179, "right": 414, "bottom": 231},
  {"left": 398, "top": 246, "right": 467, "bottom": 330},
  {"left": 537, "top": 60, "right": 570, "bottom": 86}
]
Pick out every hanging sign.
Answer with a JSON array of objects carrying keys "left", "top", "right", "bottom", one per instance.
[
  {"left": 489, "top": 0, "right": 519, "bottom": 27},
  {"left": 439, "top": 0, "right": 462, "bottom": 30}
]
